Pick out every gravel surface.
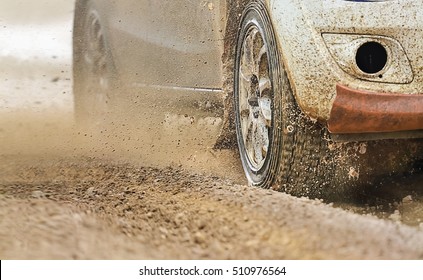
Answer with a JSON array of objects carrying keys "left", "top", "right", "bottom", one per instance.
[{"left": 1, "top": 155, "right": 423, "bottom": 260}]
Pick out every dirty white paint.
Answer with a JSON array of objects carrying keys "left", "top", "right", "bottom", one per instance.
[
  {"left": 270, "top": 0, "right": 423, "bottom": 121},
  {"left": 323, "top": 33, "right": 413, "bottom": 84}
]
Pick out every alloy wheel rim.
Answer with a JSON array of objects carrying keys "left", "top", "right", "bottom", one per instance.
[
  {"left": 238, "top": 25, "right": 273, "bottom": 171},
  {"left": 83, "top": 10, "right": 109, "bottom": 114}
]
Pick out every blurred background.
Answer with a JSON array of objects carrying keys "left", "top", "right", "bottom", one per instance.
[{"left": 0, "top": 0, "right": 74, "bottom": 113}]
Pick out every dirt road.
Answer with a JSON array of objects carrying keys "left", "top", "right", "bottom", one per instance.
[
  {"left": 0, "top": 109, "right": 422, "bottom": 260},
  {"left": 0, "top": 0, "right": 422, "bottom": 260},
  {"left": 1, "top": 154, "right": 423, "bottom": 260}
]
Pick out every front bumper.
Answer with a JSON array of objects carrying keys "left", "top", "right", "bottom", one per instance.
[
  {"left": 271, "top": 0, "right": 423, "bottom": 127},
  {"left": 328, "top": 84, "right": 423, "bottom": 134}
]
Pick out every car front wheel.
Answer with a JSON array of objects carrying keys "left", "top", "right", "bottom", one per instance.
[{"left": 234, "top": 1, "right": 336, "bottom": 198}]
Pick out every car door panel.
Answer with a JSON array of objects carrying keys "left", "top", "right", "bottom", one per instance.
[{"left": 104, "top": 0, "right": 225, "bottom": 89}]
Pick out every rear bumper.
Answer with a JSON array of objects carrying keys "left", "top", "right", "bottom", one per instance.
[{"left": 328, "top": 84, "right": 423, "bottom": 134}]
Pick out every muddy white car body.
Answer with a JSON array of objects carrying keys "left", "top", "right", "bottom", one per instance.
[
  {"left": 73, "top": 0, "right": 423, "bottom": 197},
  {"left": 273, "top": 0, "right": 423, "bottom": 137}
]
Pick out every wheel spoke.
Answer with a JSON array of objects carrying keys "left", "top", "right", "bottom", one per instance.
[
  {"left": 242, "top": 111, "right": 253, "bottom": 145},
  {"left": 243, "top": 29, "right": 258, "bottom": 75},
  {"left": 239, "top": 66, "right": 252, "bottom": 95},
  {"left": 259, "top": 77, "right": 271, "bottom": 93},
  {"left": 239, "top": 77, "right": 251, "bottom": 110},
  {"left": 256, "top": 116, "right": 269, "bottom": 162},
  {"left": 259, "top": 96, "right": 272, "bottom": 123},
  {"left": 96, "top": 28, "right": 104, "bottom": 41},
  {"left": 251, "top": 117, "right": 270, "bottom": 166},
  {"left": 91, "top": 17, "right": 101, "bottom": 36},
  {"left": 257, "top": 45, "right": 267, "bottom": 65},
  {"left": 257, "top": 45, "right": 268, "bottom": 72},
  {"left": 240, "top": 64, "right": 253, "bottom": 86},
  {"left": 251, "top": 31, "right": 264, "bottom": 74},
  {"left": 244, "top": 117, "right": 256, "bottom": 164}
]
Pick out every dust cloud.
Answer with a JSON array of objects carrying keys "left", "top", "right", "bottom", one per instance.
[{"left": 0, "top": 0, "right": 243, "bottom": 182}]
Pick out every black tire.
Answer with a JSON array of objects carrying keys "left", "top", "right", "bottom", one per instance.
[
  {"left": 73, "top": 0, "right": 116, "bottom": 124},
  {"left": 234, "top": 1, "right": 337, "bottom": 198}
]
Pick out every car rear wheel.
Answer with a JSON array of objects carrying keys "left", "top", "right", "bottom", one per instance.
[
  {"left": 234, "top": 1, "right": 336, "bottom": 198},
  {"left": 73, "top": 0, "right": 115, "bottom": 124}
]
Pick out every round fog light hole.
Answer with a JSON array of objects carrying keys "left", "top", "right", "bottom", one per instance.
[{"left": 356, "top": 42, "right": 388, "bottom": 74}]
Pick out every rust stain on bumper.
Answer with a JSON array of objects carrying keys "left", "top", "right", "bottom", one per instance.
[{"left": 328, "top": 84, "right": 423, "bottom": 134}]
